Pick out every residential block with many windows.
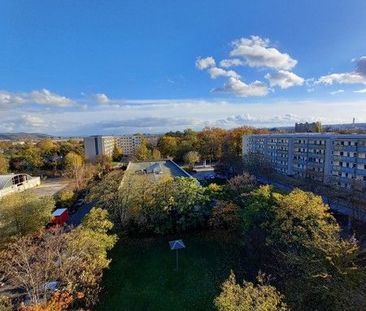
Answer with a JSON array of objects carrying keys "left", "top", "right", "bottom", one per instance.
[
  {"left": 84, "top": 134, "right": 151, "bottom": 161},
  {"left": 242, "top": 133, "right": 366, "bottom": 188}
]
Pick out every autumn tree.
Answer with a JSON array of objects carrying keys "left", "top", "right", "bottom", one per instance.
[
  {"left": 64, "top": 152, "right": 85, "bottom": 190},
  {"left": 157, "top": 136, "right": 178, "bottom": 158},
  {"left": 209, "top": 201, "right": 241, "bottom": 231},
  {"left": 197, "top": 127, "right": 226, "bottom": 163},
  {"left": 134, "top": 139, "right": 151, "bottom": 161},
  {"left": 0, "top": 154, "right": 9, "bottom": 174},
  {"left": 215, "top": 271, "right": 288, "bottom": 311},
  {"left": 224, "top": 173, "right": 257, "bottom": 205},
  {"left": 112, "top": 145, "right": 123, "bottom": 161},
  {"left": 95, "top": 154, "right": 112, "bottom": 176},
  {"left": 152, "top": 148, "right": 161, "bottom": 160},
  {"left": 266, "top": 189, "right": 366, "bottom": 310},
  {"left": 184, "top": 151, "right": 200, "bottom": 169},
  {"left": 0, "top": 192, "right": 54, "bottom": 242}
]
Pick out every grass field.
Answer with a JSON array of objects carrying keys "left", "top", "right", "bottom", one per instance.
[{"left": 97, "top": 232, "right": 252, "bottom": 311}]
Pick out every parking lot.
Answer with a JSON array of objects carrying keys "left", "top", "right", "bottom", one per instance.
[{"left": 30, "top": 177, "right": 69, "bottom": 197}]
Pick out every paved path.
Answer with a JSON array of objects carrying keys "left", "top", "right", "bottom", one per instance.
[
  {"left": 68, "top": 202, "right": 95, "bottom": 226},
  {"left": 31, "top": 177, "right": 69, "bottom": 197}
]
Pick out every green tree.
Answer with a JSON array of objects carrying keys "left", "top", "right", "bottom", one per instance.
[
  {"left": 0, "top": 192, "right": 54, "bottom": 241},
  {"left": 157, "top": 136, "right": 178, "bottom": 158},
  {"left": 0, "top": 154, "right": 9, "bottom": 174},
  {"left": 23, "top": 146, "right": 44, "bottom": 171},
  {"left": 184, "top": 151, "right": 200, "bottom": 168},
  {"left": 266, "top": 189, "right": 366, "bottom": 310},
  {"left": 55, "top": 188, "right": 76, "bottom": 209},
  {"left": 215, "top": 271, "right": 288, "bottom": 311}
]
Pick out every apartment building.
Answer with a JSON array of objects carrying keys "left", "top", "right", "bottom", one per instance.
[
  {"left": 242, "top": 133, "right": 366, "bottom": 188},
  {"left": 84, "top": 136, "right": 116, "bottom": 161},
  {"left": 115, "top": 135, "right": 143, "bottom": 155},
  {"left": 84, "top": 134, "right": 147, "bottom": 161}
]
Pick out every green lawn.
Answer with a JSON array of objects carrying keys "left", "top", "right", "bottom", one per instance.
[{"left": 97, "top": 232, "right": 250, "bottom": 311}]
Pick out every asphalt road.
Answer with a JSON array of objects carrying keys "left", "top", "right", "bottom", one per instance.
[{"left": 68, "top": 201, "right": 95, "bottom": 226}]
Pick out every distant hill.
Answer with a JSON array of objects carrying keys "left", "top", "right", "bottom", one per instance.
[{"left": 0, "top": 132, "right": 53, "bottom": 140}]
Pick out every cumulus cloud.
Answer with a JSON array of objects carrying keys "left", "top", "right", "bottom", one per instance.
[
  {"left": 213, "top": 77, "right": 268, "bottom": 97},
  {"left": 219, "top": 58, "right": 244, "bottom": 68},
  {"left": 0, "top": 89, "right": 73, "bottom": 107},
  {"left": 330, "top": 89, "right": 345, "bottom": 95},
  {"left": 195, "top": 56, "right": 216, "bottom": 70},
  {"left": 355, "top": 56, "right": 366, "bottom": 76},
  {"left": 94, "top": 93, "right": 110, "bottom": 104},
  {"left": 317, "top": 72, "right": 366, "bottom": 85},
  {"left": 229, "top": 35, "right": 298, "bottom": 70},
  {"left": 354, "top": 88, "right": 366, "bottom": 93},
  {"left": 196, "top": 35, "right": 304, "bottom": 95},
  {"left": 265, "top": 70, "right": 304, "bottom": 89},
  {"left": 207, "top": 67, "right": 240, "bottom": 79},
  {"left": 317, "top": 56, "right": 366, "bottom": 85}
]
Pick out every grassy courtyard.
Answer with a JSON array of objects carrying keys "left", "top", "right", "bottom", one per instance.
[{"left": 97, "top": 232, "right": 251, "bottom": 311}]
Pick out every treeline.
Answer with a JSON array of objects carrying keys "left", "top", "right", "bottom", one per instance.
[
  {"left": 0, "top": 139, "right": 83, "bottom": 176},
  {"left": 133, "top": 127, "right": 268, "bottom": 171}
]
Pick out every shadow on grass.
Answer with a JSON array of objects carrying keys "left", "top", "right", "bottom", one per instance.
[{"left": 96, "top": 231, "right": 256, "bottom": 311}]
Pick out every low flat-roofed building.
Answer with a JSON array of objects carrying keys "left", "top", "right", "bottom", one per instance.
[
  {"left": 0, "top": 173, "right": 41, "bottom": 199},
  {"left": 120, "top": 160, "right": 192, "bottom": 188}
]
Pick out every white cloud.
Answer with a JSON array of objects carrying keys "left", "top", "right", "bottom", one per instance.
[
  {"left": 195, "top": 56, "right": 216, "bottom": 70},
  {"left": 354, "top": 88, "right": 366, "bottom": 93},
  {"left": 355, "top": 56, "right": 366, "bottom": 76},
  {"left": 229, "top": 35, "right": 298, "bottom": 70},
  {"left": 265, "top": 70, "right": 304, "bottom": 89},
  {"left": 94, "top": 93, "right": 110, "bottom": 104},
  {"left": 317, "top": 72, "right": 366, "bottom": 85},
  {"left": 21, "top": 115, "right": 49, "bottom": 128},
  {"left": 317, "top": 56, "right": 366, "bottom": 86},
  {"left": 213, "top": 77, "right": 268, "bottom": 97},
  {"left": 207, "top": 67, "right": 240, "bottom": 79},
  {"left": 219, "top": 58, "right": 244, "bottom": 68},
  {"left": 0, "top": 89, "right": 73, "bottom": 107},
  {"left": 330, "top": 89, "right": 345, "bottom": 95}
]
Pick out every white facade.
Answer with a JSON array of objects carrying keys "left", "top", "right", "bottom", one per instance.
[
  {"left": 84, "top": 136, "right": 116, "bottom": 161},
  {"left": 115, "top": 135, "right": 142, "bottom": 155},
  {"left": 84, "top": 134, "right": 145, "bottom": 161},
  {"left": 0, "top": 174, "right": 41, "bottom": 199}
]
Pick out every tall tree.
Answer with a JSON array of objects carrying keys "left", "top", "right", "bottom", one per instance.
[
  {"left": 0, "top": 154, "right": 9, "bottom": 174},
  {"left": 64, "top": 152, "right": 84, "bottom": 190},
  {"left": 0, "top": 192, "right": 54, "bottom": 241},
  {"left": 184, "top": 151, "right": 200, "bottom": 168},
  {"left": 134, "top": 139, "right": 151, "bottom": 161}
]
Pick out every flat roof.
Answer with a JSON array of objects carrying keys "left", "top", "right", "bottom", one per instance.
[
  {"left": 52, "top": 208, "right": 67, "bottom": 217},
  {"left": 120, "top": 160, "right": 192, "bottom": 188}
]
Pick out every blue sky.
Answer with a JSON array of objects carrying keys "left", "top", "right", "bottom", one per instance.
[{"left": 0, "top": 0, "right": 366, "bottom": 135}]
